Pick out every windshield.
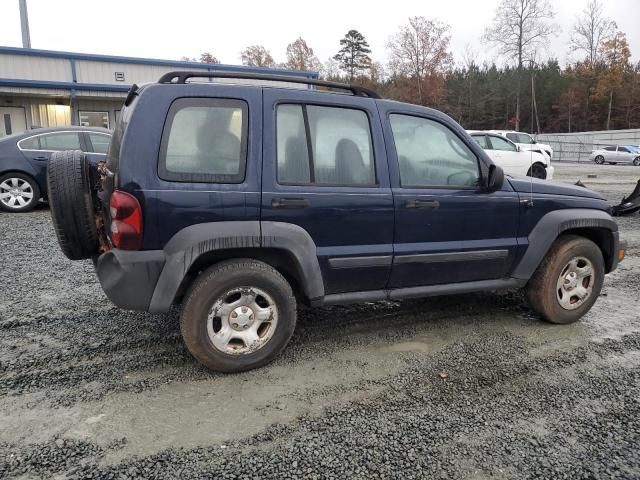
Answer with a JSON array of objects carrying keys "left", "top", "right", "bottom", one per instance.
[{"left": 626, "top": 146, "right": 640, "bottom": 154}]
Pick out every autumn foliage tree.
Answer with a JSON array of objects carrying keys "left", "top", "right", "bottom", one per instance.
[
  {"left": 483, "top": 0, "right": 557, "bottom": 130},
  {"left": 595, "top": 32, "right": 631, "bottom": 129},
  {"left": 240, "top": 45, "right": 275, "bottom": 68},
  {"left": 285, "top": 37, "right": 321, "bottom": 71},
  {"left": 387, "top": 17, "right": 452, "bottom": 105}
]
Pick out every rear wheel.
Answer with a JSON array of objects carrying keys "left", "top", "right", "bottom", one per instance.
[
  {"left": 180, "top": 259, "right": 297, "bottom": 373},
  {"left": 527, "top": 162, "right": 547, "bottom": 179},
  {"left": 47, "top": 150, "right": 100, "bottom": 260},
  {"left": 0, "top": 173, "right": 40, "bottom": 212},
  {"left": 525, "top": 235, "right": 604, "bottom": 324},
  {"left": 594, "top": 155, "right": 605, "bottom": 165}
]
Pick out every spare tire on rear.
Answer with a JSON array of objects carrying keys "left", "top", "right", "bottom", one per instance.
[{"left": 47, "top": 150, "right": 100, "bottom": 260}]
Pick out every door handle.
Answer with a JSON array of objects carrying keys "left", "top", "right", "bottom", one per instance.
[
  {"left": 34, "top": 156, "right": 48, "bottom": 161},
  {"left": 404, "top": 199, "right": 440, "bottom": 209},
  {"left": 271, "top": 197, "right": 309, "bottom": 209}
]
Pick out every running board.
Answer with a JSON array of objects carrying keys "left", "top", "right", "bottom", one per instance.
[{"left": 313, "top": 278, "right": 527, "bottom": 307}]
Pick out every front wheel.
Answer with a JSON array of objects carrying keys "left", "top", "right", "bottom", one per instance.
[
  {"left": 180, "top": 259, "right": 297, "bottom": 373},
  {"left": 527, "top": 163, "right": 547, "bottom": 179},
  {"left": 525, "top": 235, "right": 604, "bottom": 324},
  {"left": 0, "top": 173, "right": 40, "bottom": 212},
  {"left": 633, "top": 157, "right": 640, "bottom": 166}
]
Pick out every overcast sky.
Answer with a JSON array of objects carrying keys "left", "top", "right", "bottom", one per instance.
[{"left": 0, "top": 0, "right": 638, "bottom": 68}]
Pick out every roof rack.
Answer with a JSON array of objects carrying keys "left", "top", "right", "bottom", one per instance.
[{"left": 157, "top": 71, "right": 381, "bottom": 99}]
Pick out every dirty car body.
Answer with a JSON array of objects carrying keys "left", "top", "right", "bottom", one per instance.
[{"left": 46, "top": 72, "right": 626, "bottom": 372}]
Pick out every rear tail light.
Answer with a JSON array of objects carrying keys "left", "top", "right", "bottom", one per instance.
[{"left": 109, "top": 190, "right": 143, "bottom": 250}]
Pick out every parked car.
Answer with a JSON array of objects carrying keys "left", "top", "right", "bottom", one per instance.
[
  {"left": 490, "top": 130, "right": 553, "bottom": 160},
  {"left": 467, "top": 130, "right": 554, "bottom": 179},
  {"left": 46, "top": 72, "right": 625, "bottom": 373},
  {"left": 591, "top": 145, "right": 640, "bottom": 165},
  {"left": 0, "top": 126, "right": 111, "bottom": 212}
]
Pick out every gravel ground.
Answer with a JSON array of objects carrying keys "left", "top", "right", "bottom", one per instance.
[{"left": 1, "top": 163, "right": 639, "bottom": 479}]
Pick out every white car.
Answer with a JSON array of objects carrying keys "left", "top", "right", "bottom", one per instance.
[
  {"left": 467, "top": 131, "right": 554, "bottom": 180},
  {"left": 590, "top": 145, "right": 640, "bottom": 166},
  {"left": 490, "top": 130, "right": 553, "bottom": 161}
]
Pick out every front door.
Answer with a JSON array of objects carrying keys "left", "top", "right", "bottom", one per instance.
[
  {"left": 380, "top": 109, "right": 521, "bottom": 288},
  {"left": 261, "top": 89, "right": 394, "bottom": 295},
  {"left": 0, "top": 107, "right": 27, "bottom": 137}
]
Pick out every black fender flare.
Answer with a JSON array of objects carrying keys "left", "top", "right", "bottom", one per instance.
[
  {"left": 511, "top": 208, "right": 619, "bottom": 280},
  {"left": 148, "top": 221, "right": 323, "bottom": 312}
]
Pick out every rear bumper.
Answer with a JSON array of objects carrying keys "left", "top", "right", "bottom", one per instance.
[{"left": 94, "top": 249, "right": 165, "bottom": 311}]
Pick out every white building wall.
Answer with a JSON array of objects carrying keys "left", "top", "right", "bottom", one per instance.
[
  {"left": 74, "top": 61, "right": 171, "bottom": 85},
  {"left": 0, "top": 54, "right": 71, "bottom": 82}
]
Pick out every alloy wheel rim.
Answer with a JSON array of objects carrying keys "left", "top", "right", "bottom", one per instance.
[
  {"left": 556, "top": 256, "right": 594, "bottom": 311},
  {"left": 207, "top": 287, "right": 278, "bottom": 355},
  {"left": 0, "top": 178, "right": 34, "bottom": 209}
]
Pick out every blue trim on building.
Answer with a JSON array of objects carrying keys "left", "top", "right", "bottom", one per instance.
[
  {"left": 0, "top": 45, "right": 319, "bottom": 78},
  {"left": 0, "top": 78, "right": 131, "bottom": 92}
]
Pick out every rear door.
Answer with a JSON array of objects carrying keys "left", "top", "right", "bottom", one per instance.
[
  {"left": 18, "top": 131, "right": 85, "bottom": 189},
  {"left": 261, "top": 89, "right": 394, "bottom": 295}
]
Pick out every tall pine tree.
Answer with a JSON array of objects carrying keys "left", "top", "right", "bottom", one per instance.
[{"left": 334, "top": 30, "right": 372, "bottom": 81}]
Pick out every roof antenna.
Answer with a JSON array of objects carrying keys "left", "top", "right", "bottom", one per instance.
[{"left": 528, "top": 135, "right": 534, "bottom": 208}]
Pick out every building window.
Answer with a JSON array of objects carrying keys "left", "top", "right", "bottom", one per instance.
[
  {"left": 30, "top": 104, "right": 71, "bottom": 128},
  {"left": 79, "top": 111, "right": 109, "bottom": 129}
]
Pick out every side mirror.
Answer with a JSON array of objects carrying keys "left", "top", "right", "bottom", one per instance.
[
  {"left": 486, "top": 164, "right": 504, "bottom": 192},
  {"left": 516, "top": 144, "right": 521, "bottom": 152}
]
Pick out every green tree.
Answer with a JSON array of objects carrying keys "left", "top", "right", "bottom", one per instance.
[{"left": 333, "top": 30, "right": 372, "bottom": 81}]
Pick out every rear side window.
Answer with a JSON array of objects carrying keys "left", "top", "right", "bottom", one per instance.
[
  {"left": 159, "top": 98, "right": 247, "bottom": 183},
  {"left": 19, "top": 132, "right": 81, "bottom": 151},
  {"left": 276, "top": 104, "right": 375, "bottom": 186}
]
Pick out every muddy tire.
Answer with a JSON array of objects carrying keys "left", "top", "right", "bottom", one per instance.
[
  {"left": 180, "top": 259, "right": 297, "bottom": 373},
  {"left": 0, "top": 172, "right": 40, "bottom": 212},
  {"left": 525, "top": 235, "right": 604, "bottom": 324},
  {"left": 47, "top": 150, "right": 99, "bottom": 260}
]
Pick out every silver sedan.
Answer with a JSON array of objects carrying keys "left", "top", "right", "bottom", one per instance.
[{"left": 591, "top": 145, "right": 640, "bottom": 165}]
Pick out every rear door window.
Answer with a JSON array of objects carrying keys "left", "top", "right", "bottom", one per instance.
[
  {"left": 159, "top": 98, "right": 247, "bottom": 183},
  {"left": 276, "top": 104, "right": 375, "bottom": 186}
]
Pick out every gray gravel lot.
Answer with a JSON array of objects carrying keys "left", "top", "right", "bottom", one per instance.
[{"left": 1, "top": 163, "right": 639, "bottom": 479}]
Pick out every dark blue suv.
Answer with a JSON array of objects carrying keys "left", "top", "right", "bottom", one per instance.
[{"left": 47, "top": 71, "right": 625, "bottom": 372}]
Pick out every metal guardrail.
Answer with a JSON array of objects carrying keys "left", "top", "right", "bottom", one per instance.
[{"left": 539, "top": 138, "right": 640, "bottom": 163}]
